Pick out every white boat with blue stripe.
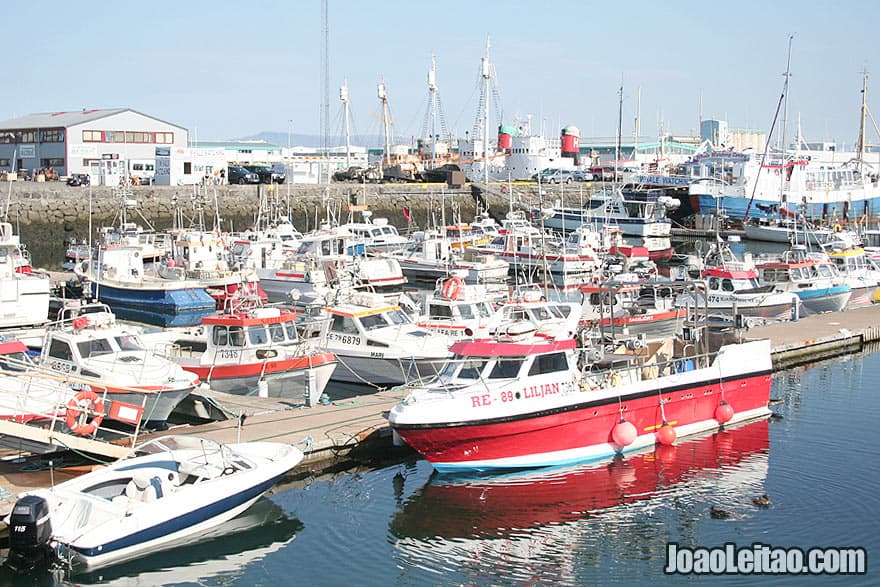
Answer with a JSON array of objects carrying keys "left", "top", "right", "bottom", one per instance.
[{"left": 5, "top": 435, "right": 303, "bottom": 574}]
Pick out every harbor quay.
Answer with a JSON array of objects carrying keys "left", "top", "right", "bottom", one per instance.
[{"left": 2, "top": 181, "right": 574, "bottom": 268}]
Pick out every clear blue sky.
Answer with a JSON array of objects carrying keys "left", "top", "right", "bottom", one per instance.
[{"left": 6, "top": 0, "right": 876, "bottom": 147}]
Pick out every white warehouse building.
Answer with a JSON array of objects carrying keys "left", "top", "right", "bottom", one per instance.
[{"left": 0, "top": 108, "right": 188, "bottom": 185}]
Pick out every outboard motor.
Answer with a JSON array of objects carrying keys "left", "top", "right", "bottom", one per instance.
[{"left": 6, "top": 495, "right": 54, "bottom": 571}]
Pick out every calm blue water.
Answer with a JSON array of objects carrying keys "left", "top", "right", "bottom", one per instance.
[{"left": 3, "top": 349, "right": 879, "bottom": 586}]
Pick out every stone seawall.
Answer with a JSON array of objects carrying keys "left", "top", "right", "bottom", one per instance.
[{"left": 3, "top": 182, "right": 536, "bottom": 268}]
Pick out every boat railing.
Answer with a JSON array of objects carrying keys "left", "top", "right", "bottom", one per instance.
[{"left": 0, "top": 366, "right": 147, "bottom": 454}]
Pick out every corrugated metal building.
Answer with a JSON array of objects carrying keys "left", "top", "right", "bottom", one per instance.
[{"left": 0, "top": 108, "right": 188, "bottom": 181}]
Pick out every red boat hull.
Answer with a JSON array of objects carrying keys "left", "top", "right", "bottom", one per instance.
[{"left": 393, "top": 370, "right": 771, "bottom": 471}]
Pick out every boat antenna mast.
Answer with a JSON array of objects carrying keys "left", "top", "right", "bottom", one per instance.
[
  {"left": 856, "top": 69, "right": 869, "bottom": 175},
  {"left": 320, "top": 0, "right": 330, "bottom": 184}
]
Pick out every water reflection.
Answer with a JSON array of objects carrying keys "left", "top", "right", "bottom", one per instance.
[
  {"left": 0, "top": 497, "right": 302, "bottom": 587},
  {"left": 390, "top": 419, "right": 769, "bottom": 585}
]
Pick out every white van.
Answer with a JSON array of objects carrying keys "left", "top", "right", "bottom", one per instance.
[{"left": 129, "top": 160, "right": 156, "bottom": 185}]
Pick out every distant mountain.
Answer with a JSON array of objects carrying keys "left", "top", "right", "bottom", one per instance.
[{"left": 238, "top": 131, "right": 387, "bottom": 149}]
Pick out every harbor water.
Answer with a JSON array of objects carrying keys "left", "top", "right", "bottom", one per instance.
[{"left": 3, "top": 347, "right": 877, "bottom": 585}]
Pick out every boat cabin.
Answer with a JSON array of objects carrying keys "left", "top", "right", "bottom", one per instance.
[
  {"left": 200, "top": 308, "right": 304, "bottom": 357},
  {"left": 436, "top": 337, "right": 578, "bottom": 386}
]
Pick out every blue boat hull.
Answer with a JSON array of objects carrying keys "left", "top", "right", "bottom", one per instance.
[
  {"left": 90, "top": 283, "right": 215, "bottom": 327},
  {"left": 692, "top": 194, "right": 880, "bottom": 221}
]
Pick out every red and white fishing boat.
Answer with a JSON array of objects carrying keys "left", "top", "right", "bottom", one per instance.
[
  {"left": 579, "top": 279, "right": 686, "bottom": 341},
  {"left": 387, "top": 284, "right": 772, "bottom": 472},
  {"left": 153, "top": 306, "right": 337, "bottom": 406}
]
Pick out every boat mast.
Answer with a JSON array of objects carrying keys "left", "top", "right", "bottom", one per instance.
[
  {"left": 615, "top": 77, "right": 623, "bottom": 187},
  {"left": 378, "top": 78, "right": 391, "bottom": 170},
  {"left": 482, "top": 36, "right": 491, "bottom": 185},
  {"left": 634, "top": 86, "right": 641, "bottom": 153},
  {"left": 779, "top": 35, "right": 793, "bottom": 213},
  {"left": 340, "top": 80, "right": 352, "bottom": 169},
  {"left": 428, "top": 53, "right": 438, "bottom": 169},
  {"left": 857, "top": 69, "right": 869, "bottom": 174}
]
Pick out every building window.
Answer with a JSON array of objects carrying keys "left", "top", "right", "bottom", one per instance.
[
  {"left": 83, "top": 130, "right": 102, "bottom": 142},
  {"left": 183, "top": 162, "right": 192, "bottom": 174},
  {"left": 14, "top": 131, "right": 36, "bottom": 143},
  {"left": 104, "top": 131, "right": 125, "bottom": 143},
  {"left": 40, "top": 158, "right": 64, "bottom": 168},
  {"left": 0, "top": 159, "right": 9, "bottom": 167},
  {"left": 124, "top": 131, "right": 152, "bottom": 143},
  {"left": 0, "top": 132, "right": 12, "bottom": 144},
  {"left": 40, "top": 129, "right": 64, "bottom": 143},
  {"left": 155, "top": 132, "right": 173, "bottom": 144}
]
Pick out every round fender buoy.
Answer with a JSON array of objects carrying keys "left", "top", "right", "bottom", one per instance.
[
  {"left": 611, "top": 419, "right": 637, "bottom": 446},
  {"left": 657, "top": 422, "right": 677, "bottom": 445},
  {"left": 715, "top": 400, "right": 734, "bottom": 424}
]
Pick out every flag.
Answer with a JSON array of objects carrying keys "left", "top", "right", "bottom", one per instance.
[{"left": 402, "top": 206, "right": 412, "bottom": 223}]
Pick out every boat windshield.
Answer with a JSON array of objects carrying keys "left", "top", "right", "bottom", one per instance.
[
  {"left": 115, "top": 334, "right": 145, "bottom": 351},
  {"left": 384, "top": 308, "right": 411, "bottom": 325},
  {"left": 488, "top": 358, "right": 524, "bottom": 379},
  {"left": 77, "top": 338, "right": 115, "bottom": 358},
  {"left": 130, "top": 435, "right": 231, "bottom": 460},
  {"left": 359, "top": 314, "right": 388, "bottom": 331}
]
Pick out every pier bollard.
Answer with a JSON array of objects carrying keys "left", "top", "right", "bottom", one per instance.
[{"left": 791, "top": 297, "right": 799, "bottom": 322}]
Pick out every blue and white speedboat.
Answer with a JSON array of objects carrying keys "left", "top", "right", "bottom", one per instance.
[{"left": 6, "top": 435, "right": 303, "bottom": 573}]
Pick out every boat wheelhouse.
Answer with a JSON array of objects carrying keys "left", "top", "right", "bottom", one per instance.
[
  {"left": 257, "top": 227, "right": 406, "bottom": 303},
  {"left": 317, "top": 291, "right": 452, "bottom": 386},
  {"left": 756, "top": 245, "right": 852, "bottom": 315}
]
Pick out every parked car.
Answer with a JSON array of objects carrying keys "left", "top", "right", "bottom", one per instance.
[
  {"left": 332, "top": 166, "right": 381, "bottom": 182},
  {"left": 66, "top": 173, "right": 90, "bottom": 187},
  {"left": 571, "top": 169, "right": 595, "bottom": 182},
  {"left": 242, "top": 164, "right": 271, "bottom": 183},
  {"left": 227, "top": 165, "right": 260, "bottom": 185},
  {"left": 590, "top": 166, "right": 627, "bottom": 182},
  {"left": 422, "top": 163, "right": 462, "bottom": 183},
  {"left": 270, "top": 163, "right": 287, "bottom": 184},
  {"left": 531, "top": 168, "right": 575, "bottom": 184}
]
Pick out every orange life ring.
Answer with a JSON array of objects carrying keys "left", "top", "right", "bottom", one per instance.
[
  {"left": 65, "top": 389, "right": 105, "bottom": 436},
  {"left": 440, "top": 276, "right": 464, "bottom": 301}
]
